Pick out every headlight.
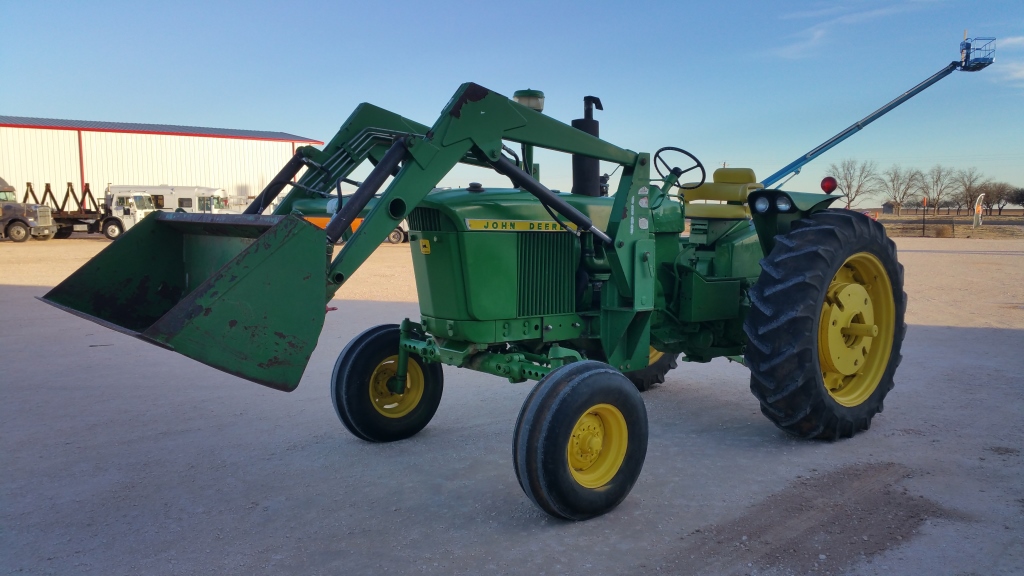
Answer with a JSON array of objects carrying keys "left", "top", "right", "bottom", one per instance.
[
  {"left": 776, "top": 196, "right": 793, "bottom": 212},
  {"left": 753, "top": 196, "right": 770, "bottom": 213}
]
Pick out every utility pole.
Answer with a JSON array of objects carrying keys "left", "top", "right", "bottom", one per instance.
[{"left": 922, "top": 196, "right": 927, "bottom": 236}]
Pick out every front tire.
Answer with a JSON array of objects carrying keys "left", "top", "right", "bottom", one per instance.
[
  {"left": 6, "top": 222, "right": 30, "bottom": 242},
  {"left": 513, "top": 360, "right": 648, "bottom": 520},
  {"left": 331, "top": 324, "right": 444, "bottom": 442},
  {"left": 102, "top": 220, "right": 123, "bottom": 240},
  {"left": 744, "top": 209, "right": 906, "bottom": 440},
  {"left": 386, "top": 228, "right": 404, "bottom": 244}
]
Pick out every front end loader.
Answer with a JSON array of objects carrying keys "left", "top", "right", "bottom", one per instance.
[{"left": 42, "top": 40, "right": 992, "bottom": 519}]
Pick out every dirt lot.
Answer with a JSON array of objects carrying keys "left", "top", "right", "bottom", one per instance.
[{"left": 2, "top": 235, "right": 1023, "bottom": 575}]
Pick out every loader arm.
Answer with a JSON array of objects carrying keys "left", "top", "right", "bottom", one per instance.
[
  {"left": 273, "top": 103, "right": 431, "bottom": 216},
  {"left": 324, "top": 82, "right": 644, "bottom": 300},
  {"left": 40, "top": 83, "right": 658, "bottom": 392},
  {"left": 249, "top": 103, "right": 493, "bottom": 218}
]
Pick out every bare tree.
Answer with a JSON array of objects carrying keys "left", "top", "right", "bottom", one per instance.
[
  {"left": 877, "top": 165, "right": 920, "bottom": 216},
  {"left": 1011, "top": 187, "right": 1024, "bottom": 208},
  {"left": 978, "top": 182, "right": 998, "bottom": 215},
  {"left": 917, "top": 165, "right": 955, "bottom": 215},
  {"left": 950, "top": 194, "right": 967, "bottom": 216},
  {"left": 952, "top": 167, "right": 985, "bottom": 216},
  {"left": 905, "top": 196, "right": 923, "bottom": 214},
  {"left": 989, "top": 182, "right": 1014, "bottom": 215},
  {"left": 828, "top": 159, "right": 880, "bottom": 209}
]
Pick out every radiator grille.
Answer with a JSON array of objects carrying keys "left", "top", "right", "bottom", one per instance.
[
  {"left": 408, "top": 208, "right": 443, "bottom": 231},
  {"left": 36, "top": 207, "right": 53, "bottom": 227},
  {"left": 517, "top": 232, "right": 576, "bottom": 317}
]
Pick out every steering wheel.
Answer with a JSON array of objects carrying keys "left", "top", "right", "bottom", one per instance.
[{"left": 654, "top": 147, "right": 706, "bottom": 190}]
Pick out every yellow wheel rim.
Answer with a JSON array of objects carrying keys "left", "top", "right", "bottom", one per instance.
[
  {"left": 817, "top": 252, "right": 895, "bottom": 407},
  {"left": 648, "top": 346, "right": 665, "bottom": 365},
  {"left": 368, "top": 355, "right": 425, "bottom": 419},
  {"left": 567, "top": 403, "right": 628, "bottom": 489}
]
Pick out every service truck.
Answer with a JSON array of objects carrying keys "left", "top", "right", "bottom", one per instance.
[
  {"left": 108, "top": 185, "right": 235, "bottom": 215},
  {"left": 47, "top": 187, "right": 158, "bottom": 240}
]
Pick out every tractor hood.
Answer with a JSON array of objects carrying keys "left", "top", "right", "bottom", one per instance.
[{"left": 417, "top": 187, "right": 615, "bottom": 233}]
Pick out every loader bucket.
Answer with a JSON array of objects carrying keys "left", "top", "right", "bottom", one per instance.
[{"left": 40, "top": 212, "right": 328, "bottom": 392}]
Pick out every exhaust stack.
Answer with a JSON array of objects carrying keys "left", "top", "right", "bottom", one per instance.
[{"left": 571, "top": 96, "right": 604, "bottom": 197}]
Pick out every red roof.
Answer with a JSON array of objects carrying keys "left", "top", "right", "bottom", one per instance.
[{"left": 0, "top": 115, "right": 322, "bottom": 144}]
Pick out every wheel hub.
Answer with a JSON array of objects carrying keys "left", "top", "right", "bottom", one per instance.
[
  {"left": 820, "top": 282, "right": 876, "bottom": 376},
  {"left": 368, "top": 355, "right": 424, "bottom": 418},
  {"left": 569, "top": 413, "right": 604, "bottom": 469},
  {"left": 816, "top": 253, "right": 895, "bottom": 407},
  {"left": 648, "top": 346, "right": 665, "bottom": 365},
  {"left": 566, "top": 404, "right": 629, "bottom": 489}
]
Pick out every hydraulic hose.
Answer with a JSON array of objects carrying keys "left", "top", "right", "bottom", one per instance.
[{"left": 488, "top": 154, "right": 612, "bottom": 245}]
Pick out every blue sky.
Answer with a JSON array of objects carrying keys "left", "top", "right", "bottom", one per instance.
[{"left": 2, "top": 0, "right": 1021, "bottom": 201}]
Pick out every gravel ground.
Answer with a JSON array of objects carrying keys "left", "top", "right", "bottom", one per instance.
[{"left": 1, "top": 235, "right": 1022, "bottom": 575}]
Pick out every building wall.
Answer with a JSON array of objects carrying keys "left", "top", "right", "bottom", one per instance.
[
  {"left": 0, "top": 126, "right": 307, "bottom": 205},
  {"left": 0, "top": 127, "right": 80, "bottom": 199}
]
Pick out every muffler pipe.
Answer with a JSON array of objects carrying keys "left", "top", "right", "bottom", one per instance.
[
  {"left": 488, "top": 154, "right": 613, "bottom": 245},
  {"left": 324, "top": 137, "right": 407, "bottom": 244}
]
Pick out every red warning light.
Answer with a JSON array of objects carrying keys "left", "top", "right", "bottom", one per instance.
[{"left": 821, "top": 176, "right": 838, "bottom": 194}]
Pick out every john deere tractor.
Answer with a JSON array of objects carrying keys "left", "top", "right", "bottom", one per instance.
[{"left": 42, "top": 40, "right": 995, "bottom": 520}]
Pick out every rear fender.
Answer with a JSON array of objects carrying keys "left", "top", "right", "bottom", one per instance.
[{"left": 747, "top": 190, "right": 841, "bottom": 256}]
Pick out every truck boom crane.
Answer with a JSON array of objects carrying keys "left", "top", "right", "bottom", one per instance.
[{"left": 762, "top": 37, "right": 995, "bottom": 188}]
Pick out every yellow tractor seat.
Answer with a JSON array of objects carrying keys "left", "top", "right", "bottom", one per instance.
[{"left": 682, "top": 168, "right": 763, "bottom": 220}]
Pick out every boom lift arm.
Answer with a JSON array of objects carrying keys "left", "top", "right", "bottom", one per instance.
[{"left": 762, "top": 37, "right": 995, "bottom": 188}]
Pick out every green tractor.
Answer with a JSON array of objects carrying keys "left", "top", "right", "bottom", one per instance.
[
  {"left": 44, "top": 39, "right": 994, "bottom": 518},
  {"left": 41, "top": 84, "right": 904, "bottom": 519}
]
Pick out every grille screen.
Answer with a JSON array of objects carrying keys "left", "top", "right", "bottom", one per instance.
[
  {"left": 37, "top": 207, "right": 53, "bottom": 227},
  {"left": 408, "top": 208, "right": 443, "bottom": 231},
  {"left": 517, "top": 232, "right": 575, "bottom": 317}
]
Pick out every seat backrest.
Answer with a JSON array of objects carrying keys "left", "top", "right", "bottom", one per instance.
[
  {"left": 712, "top": 168, "right": 757, "bottom": 184},
  {"left": 682, "top": 168, "right": 762, "bottom": 204}
]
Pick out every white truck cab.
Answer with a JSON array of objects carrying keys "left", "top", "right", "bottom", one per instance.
[{"left": 102, "top": 190, "right": 157, "bottom": 240}]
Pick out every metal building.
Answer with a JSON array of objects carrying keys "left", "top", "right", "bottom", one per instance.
[{"left": 0, "top": 115, "right": 322, "bottom": 206}]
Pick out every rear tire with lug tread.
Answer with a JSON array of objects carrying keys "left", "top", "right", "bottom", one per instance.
[
  {"left": 54, "top": 228, "right": 74, "bottom": 239},
  {"left": 624, "top": 347, "right": 679, "bottom": 392},
  {"left": 331, "top": 324, "right": 443, "bottom": 442},
  {"left": 513, "top": 360, "right": 648, "bottom": 520},
  {"left": 744, "top": 209, "right": 906, "bottom": 440},
  {"left": 7, "top": 222, "right": 30, "bottom": 242}
]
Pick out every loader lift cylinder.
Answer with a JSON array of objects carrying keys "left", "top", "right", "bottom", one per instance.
[
  {"left": 244, "top": 151, "right": 310, "bottom": 215},
  {"left": 325, "top": 137, "right": 407, "bottom": 244},
  {"left": 488, "top": 154, "right": 613, "bottom": 245}
]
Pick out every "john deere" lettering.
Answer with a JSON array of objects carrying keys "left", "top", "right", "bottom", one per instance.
[{"left": 464, "top": 219, "right": 578, "bottom": 232}]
